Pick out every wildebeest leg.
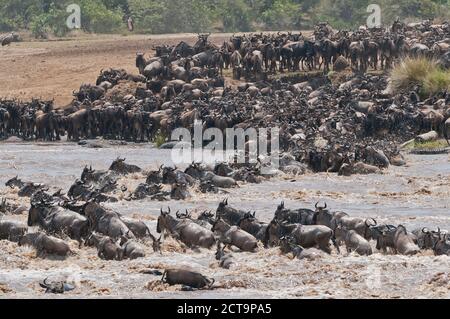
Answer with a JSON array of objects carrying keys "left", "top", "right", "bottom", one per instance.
[{"left": 331, "top": 236, "right": 341, "bottom": 254}]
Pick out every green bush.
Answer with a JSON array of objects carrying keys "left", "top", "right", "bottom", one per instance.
[{"left": 0, "top": 0, "right": 449, "bottom": 35}]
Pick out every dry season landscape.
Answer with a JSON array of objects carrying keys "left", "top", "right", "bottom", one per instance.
[{"left": 0, "top": 25, "right": 449, "bottom": 299}]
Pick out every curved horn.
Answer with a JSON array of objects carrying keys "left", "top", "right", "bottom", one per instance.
[
  {"left": 315, "top": 202, "right": 319, "bottom": 209},
  {"left": 422, "top": 227, "right": 430, "bottom": 234}
]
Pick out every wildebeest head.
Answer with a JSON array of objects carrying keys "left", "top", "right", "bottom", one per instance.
[
  {"left": 184, "top": 162, "right": 204, "bottom": 179},
  {"left": 39, "top": 277, "right": 75, "bottom": 294},
  {"left": 157, "top": 207, "right": 177, "bottom": 234},
  {"left": 18, "top": 232, "right": 40, "bottom": 247},
  {"left": 274, "top": 201, "right": 289, "bottom": 221},
  {"left": 162, "top": 166, "right": 177, "bottom": 184},
  {"left": 312, "top": 201, "right": 331, "bottom": 225},
  {"left": 5, "top": 176, "right": 22, "bottom": 188},
  {"left": 170, "top": 183, "right": 190, "bottom": 200},
  {"left": 420, "top": 227, "right": 441, "bottom": 249},
  {"left": 146, "top": 165, "right": 163, "bottom": 184},
  {"left": 81, "top": 166, "right": 94, "bottom": 182}
]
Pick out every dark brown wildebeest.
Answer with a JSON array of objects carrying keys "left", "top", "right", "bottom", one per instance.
[
  {"left": 0, "top": 220, "right": 27, "bottom": 242},
  {"left": 28, "top": 198, "right": 90, "bottom": 245},
  {"left": 212, "top": 218, "right": 258, "bottom": 252},
  {"left": 19, "top": 232, "right": 72, "bottom": 257},
  {"left": 237, "top": 212, "right": 268, "bottom": 241},
  {"left": 216, "top": 198, "right": 246, "bottom": 226},
  {"left": 157, "top": 208, "right": 215, "bottom": 249},
  {"left": 85, "top": 233, "right": 123, "bottom": 261},
  {"left": 83, "top": 201, "right": 135, "bottom": 240},
  {"left": 264, "top": 219, "right": 336, "bottom": 254},
  {"left": 161, "top": 268, "right": 214, "bottom": 289}
]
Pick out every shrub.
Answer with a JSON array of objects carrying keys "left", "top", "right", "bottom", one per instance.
[
  {"left": 389, "top": 57, "right": 435, "bottom": 94},
  {"left": 423, "top": 68, "right": 450, "bottom": 96}
]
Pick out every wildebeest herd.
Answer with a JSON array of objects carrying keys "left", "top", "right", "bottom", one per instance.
[
  {"left": 0, "top": 21, "right": 449, "bottom": 176},
  {"left": 0, "top": 153, "right": 449, "bottom": 292},
  {"left": 0, "top": 21, "right": 449, "bottom": 292}
]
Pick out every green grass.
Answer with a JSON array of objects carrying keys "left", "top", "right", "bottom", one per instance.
[
  {"left": 403, "top": 139, "right": 449, "bottom": 150},
  {"left": 389, "top": 57, "right": 450, "bottom": 98},
  {"left": 153, "top": 130, "right": 167, "bottom": 148}
]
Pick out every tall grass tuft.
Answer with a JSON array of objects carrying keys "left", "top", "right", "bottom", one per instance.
[{"left": 389, "top": 57, "right": 450, "bottom": 98}]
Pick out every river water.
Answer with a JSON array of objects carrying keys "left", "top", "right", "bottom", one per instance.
[{"left": 0, "top": 140, "right": 449, "bottom": 298}]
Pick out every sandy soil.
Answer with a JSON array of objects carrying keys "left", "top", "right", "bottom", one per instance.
[{"left": 0, "top": 33, "right": 236, "bottom": 106}]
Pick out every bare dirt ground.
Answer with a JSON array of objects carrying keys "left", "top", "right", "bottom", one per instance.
[{"left": 0, "top": 33, "right": 235, "bottom": 106}]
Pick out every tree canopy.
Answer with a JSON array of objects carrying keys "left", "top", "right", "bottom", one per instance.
[{"left": 0, "top": 0, "right": 448, "bottom": 37}]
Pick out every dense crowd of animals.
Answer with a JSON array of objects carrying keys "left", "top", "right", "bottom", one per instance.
[
  {"left": 0, "top": 156, "right": 449, "bottom": 291},
  {"left": 1, "top": 21, "right": 449, "bottom": 176}
]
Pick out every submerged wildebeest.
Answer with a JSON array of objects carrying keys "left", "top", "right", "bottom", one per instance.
[
  {"left": 39, "top": 278, "right": 75, "bottom": 294},
  {"left": 0, "top": 220, "right": 27, "bottom": 242},
  {"left": 157, "top": 208, "right": 215, "bottom": 249},
  {"left": 378, "top": 225, "right": 420, "bottom": 255},
  {"left": 264, "top": 218, "right": 337, "bottom": 254},
  {"left": 161, "top": 269, "right": 215, "bottom": 290},
  {"left": 83, "top": 201, "right": 135, "bottom": 240},
  {"left": 313, "top": 202, "right": 376, "bottom": 240},
  {"left": 279, "top": 235, "right": 325, "bottom": 260},
  {"left": 19, "top": 232, "right": 72, "bottom": 257},
  {"left": 28, "top": 197, "right": 90, "bottom": 245},
  {"left": 5, "top": 176, "right": 48, "bottom": 197},
  {"left": 85, "top": 233, "right": 123, "bottom": 260},
  {"left": 109, "top": 158, "right": 142, "bottom": 175},
  {"left": 119, "top": 236, "right": 146, "bottom": 259},
  {"left": 215, "top": 241, "right": 235, "bottom": 269},
  {"left": 334, "top": 222, "right": 373, "bottom": 256},
  {"left": 237, "top": 212, "right": 268, "bottom": 241},
  {"left": 212, "top": 217, "right": 258, "bottom": 252},
  {"left": 274, "top": 201, "right": 315, "bottom": 225}
]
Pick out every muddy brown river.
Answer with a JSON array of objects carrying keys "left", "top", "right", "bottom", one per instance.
[{"left": 0, "top": 140, "right": 449, "bottom": 298}]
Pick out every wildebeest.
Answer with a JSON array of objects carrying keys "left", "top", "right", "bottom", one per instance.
[
  {"left": 28, "top": 198, "right": 90, "bottom": 245},
  {"left": 264, "top": 218, "right": 337, "bottom": 254},
  {"left": 83, "top": 202, "right": 135, "bottom": 240},
  {"left": 237, "top": 212, "right": 268, "bottom": 241},
  {"left": 215, "top": 241, "right": 235, "bottom": 269},
  {"left": 274, "top": 201, "right": 315, "bottom": 225},
  {"left": 433, "top": 234, "right": 450, "bottom": 256},
  {"left": 161, "top": 269, "right": 214, "bottom": 289},
  {"left": 212, "top": 218, "right": 258, "bottom": 252},
  {"left": 5, "top": 176, "right": 48, "bottom": 197},
  {"left": 119, "top": 236, "right": 146, "bottom": 259},
  {"left": 379, "top": 225, "right": 420, "bottom": 255},
  {"left": 85, "top": 233, "right": 123, "bottom": 260},
  {"left": 313, "top": 202, "right": 376, "bottom": 240},
  {"left": 334, "top": 223, "right": 373, "bottom": 256},
  {"left": 19, "top": 232, "right": 72, "bottom": 257},
  {"left": 216, "top": 198, "right": 246, "bottom": 226},
  {"left": 109, "top": 158, "right": 142, "bottom": 175},
  {"left": 39, "top": 278, "right": 75, "bottom": 294},
  {"left": 412, "top": 227, "right": 442, "bottom": 250},
  {"left": 157, "top": 208, "right": 215, "bottom": 249},
  {"left": 0, "top": 220, "right": 27, "bottom": 242}
]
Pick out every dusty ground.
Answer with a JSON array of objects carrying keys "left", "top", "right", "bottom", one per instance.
[{"left": 0, "top": 33, "right": 237, "bottom": 106}]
